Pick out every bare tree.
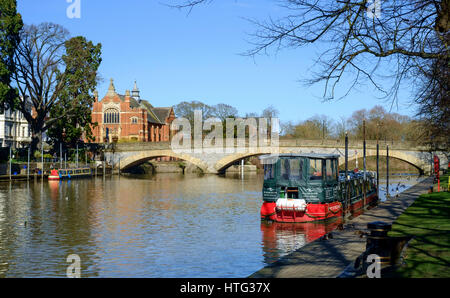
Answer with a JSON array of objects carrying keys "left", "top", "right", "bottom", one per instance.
[
  {"left": 178, "top": 0, "right": 447, "bottom": 99},
  {"left": 11, "top": 22, "right": 102, "bottom": 152},
  {"left": 414, "top": 49, "right": 449, "bottom": 150},
  {"left": 171, "top": 0, "right": 449, "bottom": 148},
  {"left": 212, "top": 103, "right": 238, "bottom": 121},
  {"left": 12, "top": 23, "right": 68, "bottom": 150}
]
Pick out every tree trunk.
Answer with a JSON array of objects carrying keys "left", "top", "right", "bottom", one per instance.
[{"left": 30, "top": 122, "right": 44, "bottom": 155}]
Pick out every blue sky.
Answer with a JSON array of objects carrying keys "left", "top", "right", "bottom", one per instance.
[{"left": 18, "top": 0, "right": 417, "bottom": 123}]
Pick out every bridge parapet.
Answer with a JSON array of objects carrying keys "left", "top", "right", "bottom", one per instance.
[
  {"left": 105, "top": 143, "right": 446, "bottom": 175},
  {"left": 108, "top": 139, "right": 427, "bottom": 152}
]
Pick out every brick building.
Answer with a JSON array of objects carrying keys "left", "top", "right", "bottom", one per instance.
[{"left": 90, "top": 79, "right": 175, "bottom": 143}]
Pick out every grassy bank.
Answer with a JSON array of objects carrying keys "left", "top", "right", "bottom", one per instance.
[
  {"left": 388, "top": 190, "right": 450, "bottom": 278},
  {"left": 438, "top": 172, "right": 450, "bottom": 191}
]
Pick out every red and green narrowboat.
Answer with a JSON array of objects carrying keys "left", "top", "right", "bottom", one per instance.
[
  {"left": 260, "top": 154, "right": 378, "bottom": 223},
  {"left": 48, "top": 167, "right": 92, "bottom": 180}
]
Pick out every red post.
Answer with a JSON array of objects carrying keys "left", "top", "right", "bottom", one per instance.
[{"left": 434, "top": 155, "right": 440, "bottom": 192}]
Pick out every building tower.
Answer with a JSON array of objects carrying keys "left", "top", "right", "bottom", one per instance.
[
  {"left": 107, "top": 78, "right": 116, "bottom": 97},
  {"left": 132, "top": 80, "right": 140, "bottom": 101}
]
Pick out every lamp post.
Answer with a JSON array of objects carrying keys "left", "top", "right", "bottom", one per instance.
[
  {"left": 9, "top": 146, "right": 12, "bottom": 181},
  {"left": 363, "top": 119, "right": 367, "bottom": 207},
  {"left": 376, "top": 123, "right": 380, "bottom": 199},
  {"left": 41, "top": 133, "right": 44, "bottom": 181},
  {"left": 344, "top": 132, "right": 349, "bottom": 215},
  {"left": 386, "top": 144, "right": 390, "bottom": 198},
  {"left": 62, "top": 128, "right": 66, "bottom": 169},
  {"left": 27, "top": 146, "right": 30, "bottom": 180},
  {"left": 60, "top": 142, "right": 63, "bottom": 169}
]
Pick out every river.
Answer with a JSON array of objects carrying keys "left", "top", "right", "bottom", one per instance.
[{"left": 0, "top": 172, "right": 423, "bottom": 277}]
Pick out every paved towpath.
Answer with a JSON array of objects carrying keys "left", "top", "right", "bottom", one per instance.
[{"left": 249, "top": 177, "right": 433, "bottom": 278}]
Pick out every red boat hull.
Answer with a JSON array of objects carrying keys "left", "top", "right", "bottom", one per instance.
[{"left": 261, "top": 193, "right": 378, "bottom": 223}]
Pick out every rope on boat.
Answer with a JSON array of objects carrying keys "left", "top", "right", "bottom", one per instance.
[{"left": 261, "top": 212, "right": 277, "bottom": 220}]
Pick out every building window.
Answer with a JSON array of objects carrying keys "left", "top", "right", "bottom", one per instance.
[
  {"left": 6, "top": 124, "right": 13, "bottom": 137},
  {"left": 131, "top": 117, "right": 138, "bottom": 124},
  {"left": 104, "top": 109, "right": 120, "bottom": 124}
]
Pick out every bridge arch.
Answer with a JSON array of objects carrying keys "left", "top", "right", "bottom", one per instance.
[
  {"left": 214, "top": 148, "right": 427, "bottom": 175},
  {"left": 214, "top": 148, "right": 294, "bottom": 173},
  {"left": 118, "top": 150, "right": 210, "bottom": 173},
  {"left": 338, "top": 149, "right": 427, "bottom": 174}
]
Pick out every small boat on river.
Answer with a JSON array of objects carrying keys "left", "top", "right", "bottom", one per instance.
[
  {"left": 260, "top": 154, "right": 378, "bottom": 223},
  {"left": 48, "top": 167, "right": 92, "bottom": 180}
]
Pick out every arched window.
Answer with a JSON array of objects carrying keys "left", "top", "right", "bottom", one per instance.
[
  {"left": 131, "top": 117, "right": 138, "bottom": 124},
  {"left": 104, "top": 109, "right": 120, "bottom": 124}
]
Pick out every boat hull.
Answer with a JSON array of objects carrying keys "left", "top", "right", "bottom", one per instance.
[
  {"left": 261, "top": 193, "right": 378, "bottom": 223},
  {"left": 48, "top": 168, "right": 92, "bottom": 180}
]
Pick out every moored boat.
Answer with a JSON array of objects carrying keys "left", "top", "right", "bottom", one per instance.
[
  {"left": 48, "top": 167, "right": 92, "bottom": 180},
  {"left": 260, "top": 154, "right": 378, "bottom": 223}
]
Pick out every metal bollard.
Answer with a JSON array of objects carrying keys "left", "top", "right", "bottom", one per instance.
[{"left": 365, "top": 221, "right": 392, "bottom": 266}]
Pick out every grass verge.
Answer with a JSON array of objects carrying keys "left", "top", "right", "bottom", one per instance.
[{"left": 387, "top": 191, "right": 450, "bottom": 278}]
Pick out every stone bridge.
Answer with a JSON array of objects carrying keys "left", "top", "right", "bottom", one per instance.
[{"left": 104, "top": 140, "right": 448, "bottom": 175}]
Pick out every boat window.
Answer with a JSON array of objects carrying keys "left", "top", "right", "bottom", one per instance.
[
  {"left": 335, "top": 159, "right": 339, "bottom": 180},
  {"left": 309, "top": 159, "right": 323, "bottom": 180},
  {"left": 281, "top": 159, "right": 290, "bottom": 180},
  {"left": 264, "top": 164, "right": 274, "bottom": 180},
  {"left": 326, "top": 159, "right": 337, "bottom": 181},
  {"left": 289, "top": 158, "right": 302, "bottom": 180}
]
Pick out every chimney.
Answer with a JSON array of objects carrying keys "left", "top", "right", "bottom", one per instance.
[
  {"left": 125, "top": 90, "right": 131, "bottom": 102},
  {"left": 94, "top": 90, "right": 98, "bottom": 102}
]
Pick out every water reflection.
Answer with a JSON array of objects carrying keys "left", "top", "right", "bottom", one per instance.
[
  {"left": 0, "top": 172, "right": 422, "bottom": 277},
  {"left": 261, "top": 218, "right": 343, "bottom": 264}
]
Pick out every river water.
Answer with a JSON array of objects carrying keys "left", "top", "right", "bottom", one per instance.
[{"left": 0, "top": 172, "right": 423, "bottom": 278}]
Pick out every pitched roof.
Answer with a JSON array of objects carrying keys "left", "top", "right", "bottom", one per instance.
[
  {"left": 116, "top": 94, "right": 169, "bottom": 125},
  {"left": 152, "top": 107, "right": 172, "bottom": 123}
]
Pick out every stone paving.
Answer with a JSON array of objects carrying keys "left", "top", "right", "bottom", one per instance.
[{"left": 249, "top": 177, "right": 433, "bottom": 278}]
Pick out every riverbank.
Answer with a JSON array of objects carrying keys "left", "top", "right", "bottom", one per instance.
[{"left": 249, "top": 176, "right": 433, "bottom": 278}]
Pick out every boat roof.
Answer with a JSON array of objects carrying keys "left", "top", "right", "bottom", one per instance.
[{"left": 260, "top": 153, "right": 340, "bottom": 160}]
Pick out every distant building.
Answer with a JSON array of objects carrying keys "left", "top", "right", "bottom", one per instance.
[
  {"left": 90, "top": 79, "right": 175, "bottom": 143},
  {"left": 0, "top": 100, "right": 32, "bottom": 149}
]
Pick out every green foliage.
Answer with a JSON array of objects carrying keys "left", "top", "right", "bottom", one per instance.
[
  {"left": 46, "top": 36, "right": 102, "bottom": 148},
  {"left": 0, "top": 0, "right": 23, "bottom": 111},
  {"left": 33, "top": 151, "right": 52, "bottom": 159},
  {"left": 10, "top": 22, "right": 102, "bottom": 153},
  {"left": 290, "top": 115, "right": 333, "bottom": 139}
]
